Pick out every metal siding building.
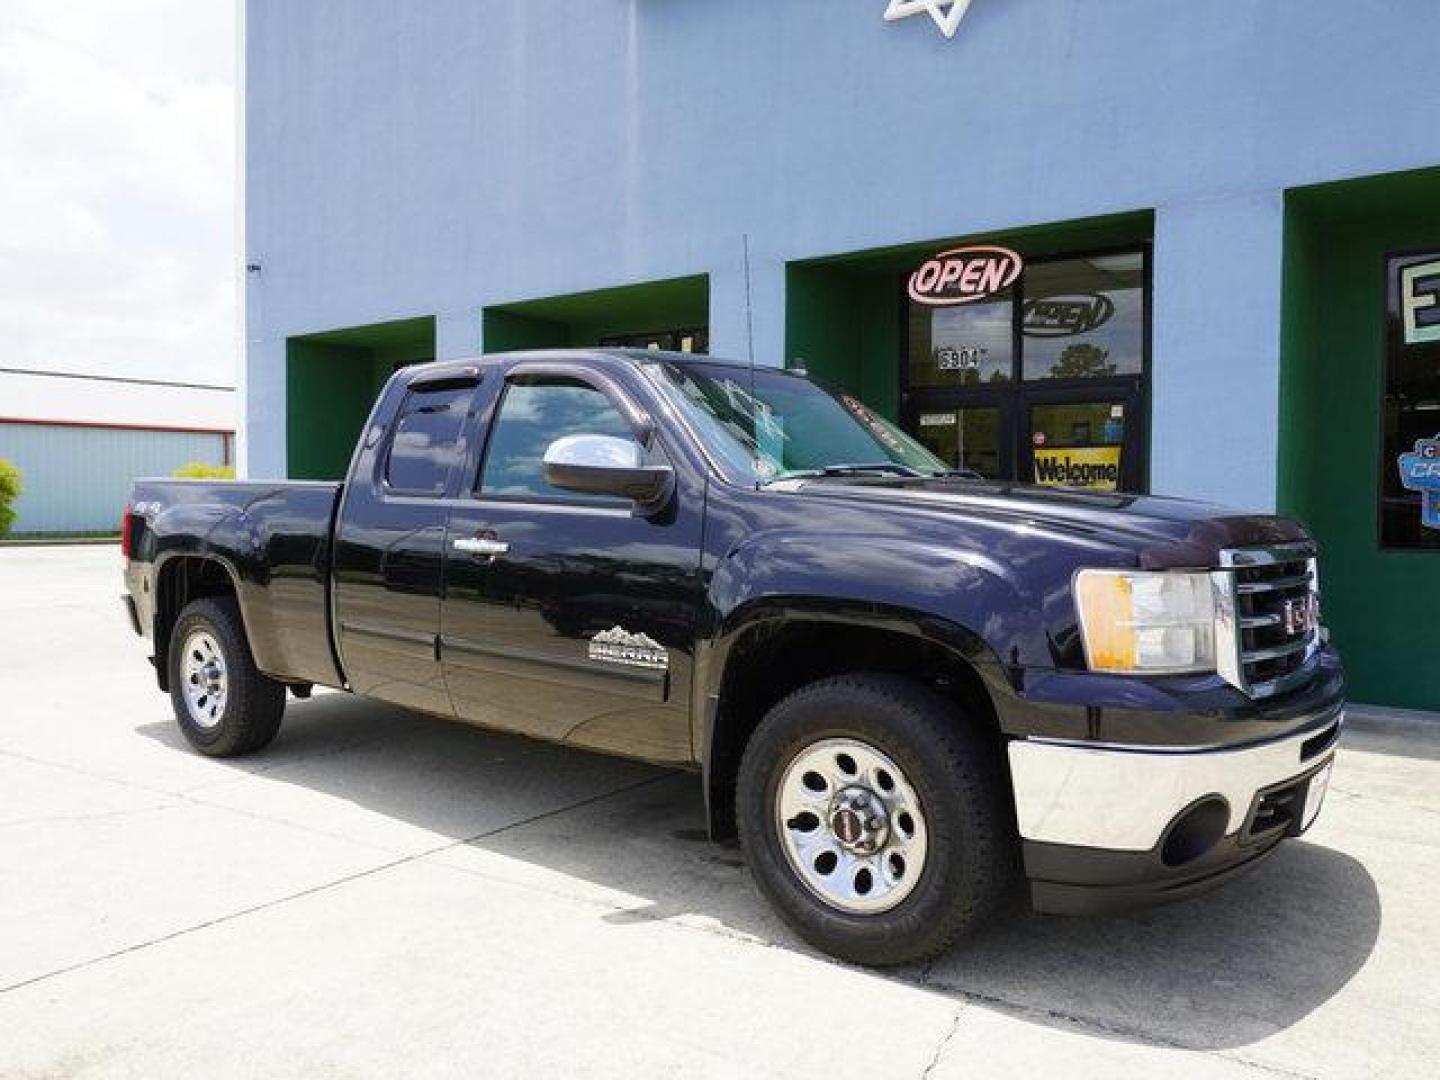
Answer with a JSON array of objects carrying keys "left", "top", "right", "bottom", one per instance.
[
  {"left": 0, "top": 422, "right": 230, "bottom": 534},
  {"left": 0, "top": 370, "right": 235, "bottom": 535},
  {"left": 241, "top": 1, "right": 1440, "bottom": 710}
]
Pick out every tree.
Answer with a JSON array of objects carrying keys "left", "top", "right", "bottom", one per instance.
[
  {"left": 0, "top": 458, "right": 22, "bottom": 537},
  {"left": 173, "top": 462, "right": 236, "bottom": 479},
  {"left": 1049, "top": 344, "right": 1116, "bottom": 379}
]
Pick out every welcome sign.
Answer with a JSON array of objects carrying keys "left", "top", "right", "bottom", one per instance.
[{"left": 1033, "top": 446, "right": 1122, "bottom": 491}]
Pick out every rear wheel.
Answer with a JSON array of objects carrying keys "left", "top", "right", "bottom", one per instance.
[
  {"left": 737, "top": 674, "right": 1012, "bottom": 966},
  {"left": 168, "top": 597, "right": 285, "bottom": 757}
]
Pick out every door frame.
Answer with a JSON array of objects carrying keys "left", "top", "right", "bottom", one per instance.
[{"left": 899, "top": 242, "right": 1153, "bottom": 490}]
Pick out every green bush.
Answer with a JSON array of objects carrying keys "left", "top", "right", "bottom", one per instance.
[
  {"left": 172, "top": 461, "right": 235, "bottom": 480},
  {"left": 0, "top": 458, "right": 21, "bottom": 536}
]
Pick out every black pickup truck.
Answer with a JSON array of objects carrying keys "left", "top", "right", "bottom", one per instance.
[{"left": 122, "top": 349, "right": 1344, "bottom": 965}]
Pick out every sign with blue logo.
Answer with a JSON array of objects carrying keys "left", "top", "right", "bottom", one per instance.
[{"left": 1397, "top": 435, "right": 1440, "bottom": 529}]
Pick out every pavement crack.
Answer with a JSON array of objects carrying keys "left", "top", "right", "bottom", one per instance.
[
  {"left": 920, "top": 1008, "right": 965, "bottom": 1079},
  {"left": 0, "top": 771, "right": 675, "bottom": 997}
]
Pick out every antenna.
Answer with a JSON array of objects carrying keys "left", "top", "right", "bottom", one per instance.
[{"left": 742, "top": 231, "right": 757, "bottom": 399}]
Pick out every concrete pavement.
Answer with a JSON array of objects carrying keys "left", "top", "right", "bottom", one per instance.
[{"left": 0, "top": 545, "right": 1436, "bottom": 1078}]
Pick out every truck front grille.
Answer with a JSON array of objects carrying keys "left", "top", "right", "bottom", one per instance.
[{"left": 1214, "top": 543, "right": 1322, "bottom": 699}]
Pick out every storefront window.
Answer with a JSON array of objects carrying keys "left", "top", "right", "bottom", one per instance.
[
  {"left": 914, "top": 406, "right": 1002, "bottom": 478},
  {"left": 906, "top": 295, "right": 1013, "bottom": 388},
  {"left": 1021, "top": 253, "right": 1145, "bottom": 380},
  {"left": 902, "top": 246, "right": 1149, "bottom": 490},
  {"left": 1382, "top": 250, "right": 1440, "bottom": 550}
]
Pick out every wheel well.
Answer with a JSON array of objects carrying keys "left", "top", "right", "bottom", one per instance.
[
  {"left": 153, "top": 557, "right": 238, "bottom": 691},
  {"left": 706, "top": 621, "right": 1002, "bottom": 839}
]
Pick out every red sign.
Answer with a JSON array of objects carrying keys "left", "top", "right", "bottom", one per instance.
[{"left": 908, "top": 246, "right": 1024, "bottom": 307}]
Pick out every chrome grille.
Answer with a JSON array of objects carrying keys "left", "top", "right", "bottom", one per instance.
[{"left": 1214, "top": 543, "right": 1322, "bottom": 699}]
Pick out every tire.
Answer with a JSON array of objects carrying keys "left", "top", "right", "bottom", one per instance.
[
  {"left": 168, "top": 597, "right": 285, "bottom": 757},
  {"left": 736, "top": 674, "right": 1013, "bottom": 967}
]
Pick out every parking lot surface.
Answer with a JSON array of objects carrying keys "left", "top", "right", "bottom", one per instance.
[{"left": 1, "top": 545, "right": 1436, "bottom": 1078}]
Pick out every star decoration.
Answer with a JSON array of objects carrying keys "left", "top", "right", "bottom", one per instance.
[{"left": 883, "top": 0, "right": 974, "bottom": 40}]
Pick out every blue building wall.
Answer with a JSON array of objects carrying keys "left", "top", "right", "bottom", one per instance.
[
  {"left": 0, "top": 424, "right": 229, "bottom": 534},
  {"left": 243, "top": 0, "right": 1440, "bottom": 510}
]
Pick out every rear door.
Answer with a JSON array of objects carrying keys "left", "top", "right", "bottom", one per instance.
[
  {"left": 332, "top": 370, "right": 481, "bottom": 716},
  {"left": 440, "top": 361, "right": 704, "bottom": 763}
]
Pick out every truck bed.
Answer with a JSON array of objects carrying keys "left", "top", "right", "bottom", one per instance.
[{"left": 127, "top": 478, "right": 345, "bottom": 689}]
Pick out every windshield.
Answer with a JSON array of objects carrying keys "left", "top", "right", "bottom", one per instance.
[{"left": 645, "top": 360, "right": 952, "bottom": 484}]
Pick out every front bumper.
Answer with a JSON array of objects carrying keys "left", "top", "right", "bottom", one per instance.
[{"left": 1009, "top": 705, "right": 1342, "bottom": 915}]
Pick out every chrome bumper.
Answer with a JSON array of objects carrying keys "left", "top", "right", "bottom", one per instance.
[{"left": 1008, "top": 709, "right": 1342, "bottom": 852}]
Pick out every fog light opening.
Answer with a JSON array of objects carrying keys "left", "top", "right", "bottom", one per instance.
[{"left": 1160, "top": 796, "right": 1230, "bottom": 868}]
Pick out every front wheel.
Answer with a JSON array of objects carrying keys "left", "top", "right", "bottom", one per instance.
[
  {"left": 168, "top": 597, "right": 285, "bottom": 757},
  {"left": 736, "top": 675, "right": 1013, "bottom": 966}
]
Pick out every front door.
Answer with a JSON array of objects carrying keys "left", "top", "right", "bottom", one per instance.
[{"left": 440, "top": 365, "right": 703, "bottom": 764}]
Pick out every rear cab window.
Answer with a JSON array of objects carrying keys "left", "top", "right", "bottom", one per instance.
[{"left": 384, "top": 385, "right": 474, "bottom": 495}]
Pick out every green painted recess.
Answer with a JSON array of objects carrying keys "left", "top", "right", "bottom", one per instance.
[
  {"left": 785, "top": 211, "right": 1153, "bottom": 420},
  {"left": 484, "top": 275, "right": 709, "bottom": 352},
  {"left": 287, "top": 316, "right": 435, "bottom": 480},
  {"left": 1280, "top": 167, "right": 1440, "bottom": 710}
]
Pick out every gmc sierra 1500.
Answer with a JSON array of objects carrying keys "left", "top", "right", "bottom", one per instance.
[{"left": 122, "top": 349, "right": 1343, "bottom": 966}]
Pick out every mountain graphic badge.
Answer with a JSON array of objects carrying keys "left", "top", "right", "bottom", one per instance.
[{"left": 588, "top": 626, "right": 669, "bottom": 671}]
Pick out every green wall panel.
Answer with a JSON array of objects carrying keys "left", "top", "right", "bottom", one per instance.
[
  {"left": 484, "top": 275, "right": 708, "bottom": 353},
  {"left": 1280, "top": 169, "right": 1440, "bottom": 709},
  {"left": 286, "top": 317, "right": 435, "bottom": 480}
]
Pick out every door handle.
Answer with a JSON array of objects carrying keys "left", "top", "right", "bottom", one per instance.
[{"left": 453, "top": 536, "right": 509, "bottom": 557}]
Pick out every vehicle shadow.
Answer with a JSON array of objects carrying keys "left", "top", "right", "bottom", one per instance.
[{"left": 135, "top": 693, "right": 1381, "bottom": 1052}]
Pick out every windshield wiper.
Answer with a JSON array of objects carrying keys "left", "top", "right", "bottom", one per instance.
[
  {"left": 928, "top": 468, "right": 984, "bottom": 480},
  {"left": 764, "top": 462, "right": 925, "bottom": 484}
]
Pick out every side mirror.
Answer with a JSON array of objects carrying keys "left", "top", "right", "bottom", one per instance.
[{"left": 542, "top": 434, "right": 674, "bottom": 511}]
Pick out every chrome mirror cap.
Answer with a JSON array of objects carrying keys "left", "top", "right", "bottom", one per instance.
[
  {"left": 542, "top": 434, "right": 643, "bottom": 470},
  {"left": 541, "top": 433, "right": 674, "bottom": 513}
]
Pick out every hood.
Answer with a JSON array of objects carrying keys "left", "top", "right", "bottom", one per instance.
[{"left": 785, "top": 476, "right": 1311, "bottom": 568}]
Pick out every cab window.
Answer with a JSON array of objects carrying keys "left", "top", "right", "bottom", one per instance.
[
  {"left": 385, "top": 385, "right": 472, "bottom": 495},
  {"left": 479, "top": 377, "right": 637, "bottom": 502}
]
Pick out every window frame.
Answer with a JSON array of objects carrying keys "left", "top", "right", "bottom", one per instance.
[
  {"left": 380, "top": 382, "right": 479, "bottom": 499},
  {"left": 1377, "top": 246, "right": 1440, "bottom": 553},
  {"left": 467, "top": 362, "right": 659, "bottom": 509}
]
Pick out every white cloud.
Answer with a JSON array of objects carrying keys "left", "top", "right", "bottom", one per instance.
[{"left": 0, "top": 0, "right": 235, "bottom": 385}]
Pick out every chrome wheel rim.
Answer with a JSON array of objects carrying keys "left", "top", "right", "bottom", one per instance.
[
  {"left": 180, "top": 630, "right": 228, "bottom": 730},
  {"left": 775, "top": 737, "right": 929, "bottom": 915}
]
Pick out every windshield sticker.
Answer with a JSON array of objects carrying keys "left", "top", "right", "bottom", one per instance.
[
  {"left": 840, "top": 395, "right": 906, "bottom": 452},
  {"left": 1034, "top": 446, "right": 1121, "bottom": 491},
  {"left": 1398, "top": 435, "right": 1440, "bottom": 529}
]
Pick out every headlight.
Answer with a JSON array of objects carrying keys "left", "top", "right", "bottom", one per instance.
[{"left": 1074, "top": 569, "right": 1216, "bottom": 674}]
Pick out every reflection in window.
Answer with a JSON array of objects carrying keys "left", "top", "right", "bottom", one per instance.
[
  {"left": 907, "top": 294, "right": 1014, "bottom": 388},
  {"left": 1021, "top": 253, "right": 1145, "bottom": 380},
  {"left": 1382, "top": 251, "right": 1440, "bottom": 550},
  {"left": 385, "top": 386, "right": 472, "bottom": 494},
  {"left": 480, "top": 379, "right": 637, "bottom": 501}
]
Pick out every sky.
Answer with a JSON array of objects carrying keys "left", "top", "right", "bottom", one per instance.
[{"left": 0, "top": 0, "right": 236, "bottom": 386}]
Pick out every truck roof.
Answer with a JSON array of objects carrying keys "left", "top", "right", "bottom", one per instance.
[{"left": 399, "top": 348, "right": 794, "bottom": 386}]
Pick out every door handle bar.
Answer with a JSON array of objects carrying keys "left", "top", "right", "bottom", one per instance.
[{"left": 453, "top": 536, "right": 510, "bottom": 557}]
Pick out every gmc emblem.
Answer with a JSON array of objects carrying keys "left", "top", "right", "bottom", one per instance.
[{"left": 1282, "top": 595, "right": 1318, "bottom": 636}]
